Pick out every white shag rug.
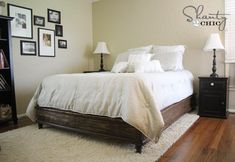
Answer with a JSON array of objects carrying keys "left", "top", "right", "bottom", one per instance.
[{"left": 0, "top": 113, "right": 198, "bottom": 162}]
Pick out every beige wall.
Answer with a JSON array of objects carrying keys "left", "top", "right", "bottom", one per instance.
[
  {"left": 92, "top": 0, "right": 225, "bottom": 98},
  {"left": 3, "top": 0, "right": 93, "bottom": 114}
]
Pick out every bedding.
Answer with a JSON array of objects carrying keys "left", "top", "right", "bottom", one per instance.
[
  {"left": 113, "top": 45, "right": 185, "bottom": 68},
  {"left": 111, "top": 62, "right": 128, "bottom": 73},
  {"left": 128, "top": 45, "right": 153, "bottom": 53},
  {"left": 130, "top": 60, "right": 164, "bottom": 73},
  {"left": 127, "top": 54, "right": 152, "bottom": 72},
  {"left": 113, "top": 50, "right": 147, "bottom": 65},
  {"left": 111, "top": 60, "right": 164, "bottom": 73},
  {"left": 152, "top": 45, "right": 185, "bottom": 54},
  {"left": 151, "top": 52, "right": 184, "bottom": 71},
  {"left": 26, "top": 70, "right": 193, "bottom": 142}
]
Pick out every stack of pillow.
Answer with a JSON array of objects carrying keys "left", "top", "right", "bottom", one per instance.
[{"left": 111, "top": 44, "right": 185, "bottom": 73}]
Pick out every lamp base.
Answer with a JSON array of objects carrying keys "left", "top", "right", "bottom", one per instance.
[
  {"left": 210, "top": 73, "right": 219, "bottom": 78},
  {"left": 99, "top": 53, "right": 106, "bottom": 72},
  {"left": 210, "top": 49, "right": 219, "bottom": 78}
]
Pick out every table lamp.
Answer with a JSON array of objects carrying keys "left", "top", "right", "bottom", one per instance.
[
  {"left": 93, "top": 42, "right": 110, "bottom": 72},
  {"left": 203, "top": 33, "right": 224, "bottom": 77}
]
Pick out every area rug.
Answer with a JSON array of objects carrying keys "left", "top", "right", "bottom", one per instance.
[{"left": 0, "top": 113, "right": 199, "bottom": 162}]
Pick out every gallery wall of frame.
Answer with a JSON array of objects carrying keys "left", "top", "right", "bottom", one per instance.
[{"left": 7, "top": 3, "right": 68, "bottom": 57}]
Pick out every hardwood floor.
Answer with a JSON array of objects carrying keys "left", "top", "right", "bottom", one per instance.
[
  {"left": 1, "top": 115, "right": 235, "bottom": 162},
  {"left": 157, "top": 114, "right": 235, "bottom": 162},
  {"left": 0, "top": 117, "right": 32, "bottom": 133}
]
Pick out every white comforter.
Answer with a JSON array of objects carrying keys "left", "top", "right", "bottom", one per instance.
[{"left": 26, "top": 70, "right": 193, "bottom": 142}]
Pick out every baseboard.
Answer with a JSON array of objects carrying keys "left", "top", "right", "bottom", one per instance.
[
  {"left": 228, "top": 87, "right": 235, "bottom": 113},
  {"left": 229, "top": 86, "right": 235, "bottom": 91},
  {"left": 228, "top": 109, "right": 235, "bottom": 113},
  {"left": 17, "top": 113, "right": 26, "bottom": 119}
]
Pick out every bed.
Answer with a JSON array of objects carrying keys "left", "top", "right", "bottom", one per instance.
[{"left": 26, "top": 70, "right": 195, "bottom": 153}]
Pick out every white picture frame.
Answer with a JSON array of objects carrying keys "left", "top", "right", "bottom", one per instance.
[
  {"left": 38, "top": 28, "right": 55, "bottom": 57},
  {"left": 7, "top": 4, "right": 33, "bottom": 39}
]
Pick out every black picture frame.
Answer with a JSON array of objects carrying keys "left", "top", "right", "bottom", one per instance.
[
  {"left": 47, "top": 9, "right": 61, "bottom": 24},
  {"left": 34, "top": 15, "right": 45, "bottom": 27},
  {"left": 7, "top": 4, "right": 33, "bottom": 39},
  {"left": 58, "top": 39, "right": 67, "bottom": 49},
  {"left": 55, "top": 25, "right": 63, "bottom": 37},
  {"left": 38, "top": 28, "right": 55, "bottom": 57},
  {"left": 20, "top": 40, "right": 36, "bottom": 56}
]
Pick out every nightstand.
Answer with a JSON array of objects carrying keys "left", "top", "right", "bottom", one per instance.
[
  {"left": 83, "top": 70, "right": 109, "bottom": 73},
  {"left": 198, "top": 77, "right": 229, "bottom": 118}
]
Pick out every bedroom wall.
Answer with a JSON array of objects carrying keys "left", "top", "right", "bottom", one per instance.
[
  {"left": 2, "top": 0, "right": 93, "bottom": 114},
  {"left": 92, "top": 0, "right": 231, "bottom": 108}
]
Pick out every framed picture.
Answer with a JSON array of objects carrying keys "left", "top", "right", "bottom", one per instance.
[
  {"left": 38, "top": 28, "right": 55, "bottom": 57},
  {"left": 58, "top": 39, "right": 67, "bottom": 49},
  {"left": 55, "top": 25, "right": 63, "bottom": 37},
  {"left": 7, "top": 4, "right": 33, "bottom": 39},
  {"left": 47, "top": 9, "right": 61, "bottom": 24},
  {"left": 34, "top": 15, "right": 45, "bottom": 26},
  {"left": 20, "top": 40, "right": 36, "bottom": 56}
]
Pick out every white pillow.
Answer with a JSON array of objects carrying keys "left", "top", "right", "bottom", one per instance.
[
  {"left": 127, "top": 54, "right": 152, "bottom": 72},
  {"left": 113, "top": 51, "right": 147, "bottom": 65},
  {"left": 151, "top": 52, "right": 184, "bottom": 71},
  {"left": 134, "top": 60, "right": 164, "bottom": 73},
  {"left": 128, "top": 45, "right": 153, "bottom": 53},
  {"left": 152, "top": 45, "right": 185, "bottom": 54},
  {"left": 111, "top": 62, "right": 128, "bottom": 73}
]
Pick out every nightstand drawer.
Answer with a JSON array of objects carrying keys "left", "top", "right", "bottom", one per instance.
[{"left": 200, "top": 79, "right": 227, "bottom": 92}]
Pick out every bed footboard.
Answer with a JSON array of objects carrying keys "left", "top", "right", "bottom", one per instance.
[
  {"left": 36, "top": 95, "right": 194, "bottom": 153},
  {"left": 36, "top": 106, "right": 146, "bottom": 153}
]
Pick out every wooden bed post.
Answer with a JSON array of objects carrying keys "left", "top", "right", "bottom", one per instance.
[
  {"left": 38, "top": 123, "right": 43, "bottom": 129},
  {"left": 135, "top": 144, "right": 143, "bottom": 153}
]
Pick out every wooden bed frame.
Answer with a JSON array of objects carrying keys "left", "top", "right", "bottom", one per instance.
[{"left": 36, "top": 95, "right": 195, "bottom": 153}]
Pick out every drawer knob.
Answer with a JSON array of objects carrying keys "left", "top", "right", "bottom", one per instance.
[
  {"left": 210, "top": 82, "right": 214, "bottom": 86},
  {"left": 221, "top": 102, "right": 225, "bottom": 105}
]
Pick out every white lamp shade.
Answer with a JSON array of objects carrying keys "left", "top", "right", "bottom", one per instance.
[
  {"left": 203, "top": 33, "right": 224, "bottom": 51},
  {"left": 93, "top": 42, "right": 110, "bottom": 54}
]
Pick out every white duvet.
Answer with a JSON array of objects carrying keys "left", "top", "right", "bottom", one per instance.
[{"left": 26, "top": 70, "right": 193, "bottom": 142}]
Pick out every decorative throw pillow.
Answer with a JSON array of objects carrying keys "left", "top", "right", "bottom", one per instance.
[
  {"left": 134, "top": 60, "right": 164, "bottom": 73},
  {"left": 127, "top": 54, "right": 152, "bottom": 72},
  {"left": 111, "top": 62, "right": 128, "bottom": 73},
  {"left": 113, "top": 51, "right": 147, "bottom": 65}
]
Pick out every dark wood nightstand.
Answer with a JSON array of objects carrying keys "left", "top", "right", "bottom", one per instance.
[
  {"left": 83, "top": 70, "right": 109, "bottom": 73},
  {"left": 198, "top": 77, "right": 229, "bottom": 118}
]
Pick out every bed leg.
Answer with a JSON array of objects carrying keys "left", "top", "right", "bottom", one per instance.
[
  {"left": 135, "top": 144, "right": 142, "bottom": 153},
  {"left": 191, "top": 93, "right": 197, "bottom": 110},
  {"left": 38, "top": 123, "right": 43, "bottom": 129}
]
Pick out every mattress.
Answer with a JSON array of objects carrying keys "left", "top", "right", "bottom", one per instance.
[{"left": 26, "top": 70, "right": 193, "bottom": 141}]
